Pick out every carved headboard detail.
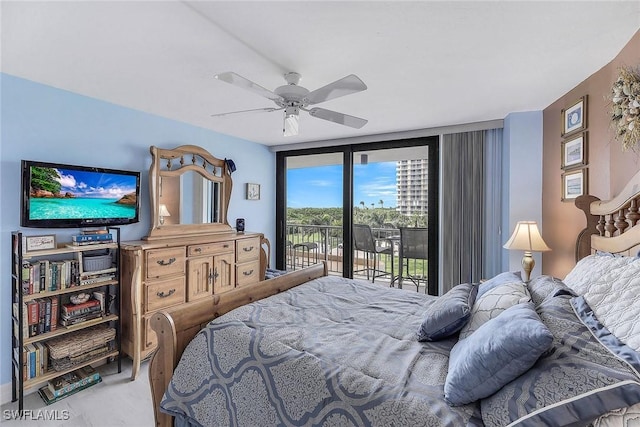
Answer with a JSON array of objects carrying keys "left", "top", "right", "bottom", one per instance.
[{"left": 576, "top": 169, "right": 640, "bottom": 260}]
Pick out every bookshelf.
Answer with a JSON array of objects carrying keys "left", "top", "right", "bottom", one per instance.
[{"left": 10, "top": 229, "right": 122, "bottom": 411}]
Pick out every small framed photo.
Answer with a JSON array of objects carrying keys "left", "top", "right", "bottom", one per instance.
[
  {"left": 562, "top": 167, "right": 588, "bottom": 202},
  {"left": 561, "top": 95, "right": 587, "bottom": 136},
  {"left": 23, "top": 234, "right": 56, "bottom": 252},
  {"left": 561, "top": 132, "right": 587, "bottom": 169},
  {"left": 246, "top": 183, "right": 260, "bottom": 200}
]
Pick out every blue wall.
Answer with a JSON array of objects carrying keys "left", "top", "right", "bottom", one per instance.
[
  {"left": 502, "top": 111, "right": 545, "bottom": 276},
  {"left": 0, "top": 73, "right": 276, "bottom": 388}
]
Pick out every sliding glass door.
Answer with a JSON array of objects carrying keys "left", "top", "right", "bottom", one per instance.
[{"left": 275, "top": 137, "right": 439, "bottom": 294}]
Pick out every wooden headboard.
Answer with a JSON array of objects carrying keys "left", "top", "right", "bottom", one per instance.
[{"left": 575, "top": 169, "right": 640, "bottom": 260}]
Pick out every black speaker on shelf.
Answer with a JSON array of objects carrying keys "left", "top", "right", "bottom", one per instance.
[{"left": 236, "top": 218, "right": 245, "bottom": 232}]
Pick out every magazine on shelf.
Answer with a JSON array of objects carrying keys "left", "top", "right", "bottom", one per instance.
[
  {"left": 39, "top": 377, "right": 102, "bottom": 404},
  {"left": 47, "top": 365, "right": 101, "bottom": 398}
]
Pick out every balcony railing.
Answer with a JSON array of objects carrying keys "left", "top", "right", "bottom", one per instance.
[{"left": 285, "top": 223, "right": 427, "bottom": 292}]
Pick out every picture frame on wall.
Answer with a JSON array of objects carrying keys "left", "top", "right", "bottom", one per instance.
[
  {"left": 562, "top": 167, "right": 588, "bottom": 201},
  {"left": 246, "top": 183, "right": 260, "bottom": 200},
  {"left": 561, "top": 95, "right": 587, "bottom": 136},
  {"left": 561, "top": 132, "right": 587, "bottom": 170}
]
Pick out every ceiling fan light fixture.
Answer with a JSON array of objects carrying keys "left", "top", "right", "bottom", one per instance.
[{"left": 283, "top": 106, "right": 300, "bottom": 137}]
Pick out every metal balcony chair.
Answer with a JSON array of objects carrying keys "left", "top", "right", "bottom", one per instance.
[
  {"left": 292, "top": 241, "right": 318, "bottom": 270},
  {"left": 353, "top": 224, "right": 394, "bottom": 283},
  {"left": 399, "top": 227, "right": 429, "bottom": 292}
]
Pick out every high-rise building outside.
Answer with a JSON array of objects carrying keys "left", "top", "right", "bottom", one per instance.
[{"left": 396, "top": 159, "right": 428, "bottom": 216}]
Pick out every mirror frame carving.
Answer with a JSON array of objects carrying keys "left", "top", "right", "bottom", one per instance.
[{"left": 145, "top": 145, "right": 233, "bottom": 240}]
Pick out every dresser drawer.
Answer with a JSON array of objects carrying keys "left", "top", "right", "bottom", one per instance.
[
  {"left": 145, "top": 247, "right": 186, "bottom": 279},
  {"left": 145, "top": 277, "right": 185, "bottom": 313},
  {"left": 188, "top": 241, "right": 234, "bottom": 257},
  {"left": 236, "top": 260, "right": 260, "bottom": 287},
  {"left": 236, "top": 237, "right": 261, "bottom": 263}
]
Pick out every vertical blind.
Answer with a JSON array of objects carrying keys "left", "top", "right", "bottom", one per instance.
[{"left": 441, "top": 131, "right": 486, "bottom": 292}]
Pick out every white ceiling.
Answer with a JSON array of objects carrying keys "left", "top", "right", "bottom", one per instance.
[{"left": 2, "top": 1, "right": 639, "bottom": 147}]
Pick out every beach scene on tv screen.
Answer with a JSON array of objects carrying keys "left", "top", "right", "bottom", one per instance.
[{"left": 29, "top": 166, "right": 137, "bottom": 220}]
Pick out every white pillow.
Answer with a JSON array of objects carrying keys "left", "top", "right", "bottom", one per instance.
[
  {"left": 564, "top": 254, "right": 636, "bottom": 296},
  {"left": 580, "top": 257, "right": 640, "bottom": 352},
  {"left": 458, "top": 281, "right": 531, "bottom": 340}
]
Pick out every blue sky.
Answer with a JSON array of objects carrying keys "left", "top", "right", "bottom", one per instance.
[
  {"left": 287, "top": 162, "right": 397, "bottom": 208},
  {"left": 55, "top": 167, "right": 138, "bottom": 198}
]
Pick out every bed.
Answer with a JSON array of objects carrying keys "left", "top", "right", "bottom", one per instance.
[{"left": 149, "top": 170, "right": 640, "bottom": 427}]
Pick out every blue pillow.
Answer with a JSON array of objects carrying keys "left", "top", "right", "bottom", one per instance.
[
  {"left": 444, "top": 302, "right": 553, "bottom": 406},
  {"left": 481, "top": 295, "right": 640, "bottom": 426},
  {"left": 417, "top": 283, "right": 477, "bottom": 341},
  {"left": 476, "top": 271, "right": 522, "bottom": 299}
]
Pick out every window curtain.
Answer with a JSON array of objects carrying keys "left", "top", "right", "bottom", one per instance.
[
  {"left": 483, "top": 129, "right": 503, "bottom": 278},
  {"left": 440, "top": 131, "right": 485, "bottom": 293}
]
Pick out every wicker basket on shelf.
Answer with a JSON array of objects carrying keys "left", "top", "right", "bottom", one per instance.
[{"left": 46, "top": 325, "right": 116, "bottom": 360}]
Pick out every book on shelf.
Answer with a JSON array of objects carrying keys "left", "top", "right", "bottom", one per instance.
[
  {"left": 79, "top": 274, "right": 115, "bottom": 286},
  {"left": 71, "top": 233, "right": 113, "bottom": 243},
  {"left": 61, "top": 299, "right": 101, "bottom": 317},
  {"left": 80, "top": 228, "right": 109, "bottom": 235},
  {"left": 21, "top": 259, "right": 80, "bottom": 295},
  {"left": 38, "top": 377, "right": 102, "bottom": 405},
  {"left": 60, "top": 311, "right": 104, "bottom": 327},
  {"left": 47, "top": 365, "right": 102, "bottom": 398},
  {"left": 92, "top": 291, "right": 106, "bottom": 312}
]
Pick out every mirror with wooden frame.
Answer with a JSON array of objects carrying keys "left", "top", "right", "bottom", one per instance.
[{"left": 145, "top": 145, "right": 233, "bottom": 240}]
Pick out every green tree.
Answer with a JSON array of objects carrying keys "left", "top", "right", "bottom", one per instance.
[{"left": 30, "top": 167, "right": 61, "bottom": 194}]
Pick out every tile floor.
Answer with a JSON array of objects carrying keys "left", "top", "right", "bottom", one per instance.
[{"left": 1, "top": 359, "right": 154, "bottom": 427}]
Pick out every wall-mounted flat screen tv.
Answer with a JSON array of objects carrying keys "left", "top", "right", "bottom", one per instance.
[{"left": 21, "top": 159, "right": 141, "bottom": 228}]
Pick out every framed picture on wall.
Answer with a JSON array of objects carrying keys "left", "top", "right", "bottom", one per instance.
[
  {"left": 561, "top": 132, "right": 587, "bottom": 169},
  {"left": 561, "top": 95, "right": 587, "bottom": 136},
  {"left": 246, "top": 183, "right": 260, "bottom": 200},
  {"left": 562, "top": 167, "right": 588, "bottom": 201}
]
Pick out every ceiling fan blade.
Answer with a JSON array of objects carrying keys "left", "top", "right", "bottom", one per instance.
[
  {"left": 307, "top": 107, "right": 368, "bottom": 129},
  {"left": 211, "top": 107, "right": 282, "bottom": 118},
  {"left": 214, "top": 72, "right": 284, "bottom": 103},
  {"left": 305, "top": 74, "right": 367, "bottom": 105}
]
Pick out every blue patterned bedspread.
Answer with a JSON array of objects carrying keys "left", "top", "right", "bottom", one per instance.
[{"left": 160, "top": 275, "right": 482, "bottom": 426}]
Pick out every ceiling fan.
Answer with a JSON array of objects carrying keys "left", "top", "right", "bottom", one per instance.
[{"left": 212, "top": 71, "right": 368, "bottom": 136}]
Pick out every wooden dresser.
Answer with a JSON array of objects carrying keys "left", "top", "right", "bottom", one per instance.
[{"left": 120, "top": 231, "right": 263, "bottom": 379}]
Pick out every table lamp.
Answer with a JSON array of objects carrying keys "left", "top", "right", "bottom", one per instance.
[
  {"left": 158, "top": 204, "right": 171, "bottom": 225},
  {"left": 503, "top": 221, "right": 551, "bottom": 282}
]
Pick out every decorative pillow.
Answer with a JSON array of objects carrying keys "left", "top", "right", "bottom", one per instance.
[
  {"left": 481, "top": 294, "right": 640, "bottom": 427},
  {"left": 563, "top": 253, "right": 636, "bottom": 296},
  {"left": 577, "top": 256, "right": 640, "bottom": 352},
  {"left": 458, "top": 281, "right": 531, "bottom": 340},
  {"left": 476, "top": 271, "right": 522, "bottom": 299},
  {"left": 526, "top": 275, "right": 574, "bottom": 306},
  {"left": 444, "top": 302, "right": 553, "bottom": 406},
  {"left": 416, "top": 283, "right": 478, "bottom": 341}
]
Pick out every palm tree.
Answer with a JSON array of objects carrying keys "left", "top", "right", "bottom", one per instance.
[
  {"left": 360, "top": 201, "right": 365, "bottom": 209},
  {"left": 379, "top": 199, "right": 384, "bottom": 209}
]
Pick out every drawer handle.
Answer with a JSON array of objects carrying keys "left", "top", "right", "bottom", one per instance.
[
  {"left": 157, "top": 289, "right": 176, "bottom": 298},
  {"left": 194, "top": 248, "right": 202, "bottom": 253},
  {"left": 223, "top": 244, "right": 229, "bottom": 248},
  {"left": 157, "top": 257, "right": 176, "bottom": 266},
  {"left": 243, "top": 246, "right": 254, "bottom": 252},
  {"left": 243, "top": 269, "right": 254, "bottom": 276}
]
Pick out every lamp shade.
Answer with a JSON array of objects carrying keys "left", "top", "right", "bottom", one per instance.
[
  {"left": 503, "top": 221, "right": 550, "bottom": 252},
  {"left": 283, "top": 107, "right": 299, "bottom": 137},
  {"left": 158, "top": 204, "right": 171, "bottom": 217}
]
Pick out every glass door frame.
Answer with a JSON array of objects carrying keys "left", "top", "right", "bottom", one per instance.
[{"left": 276, "top": 136, "right": 439, "bottom": 294}]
